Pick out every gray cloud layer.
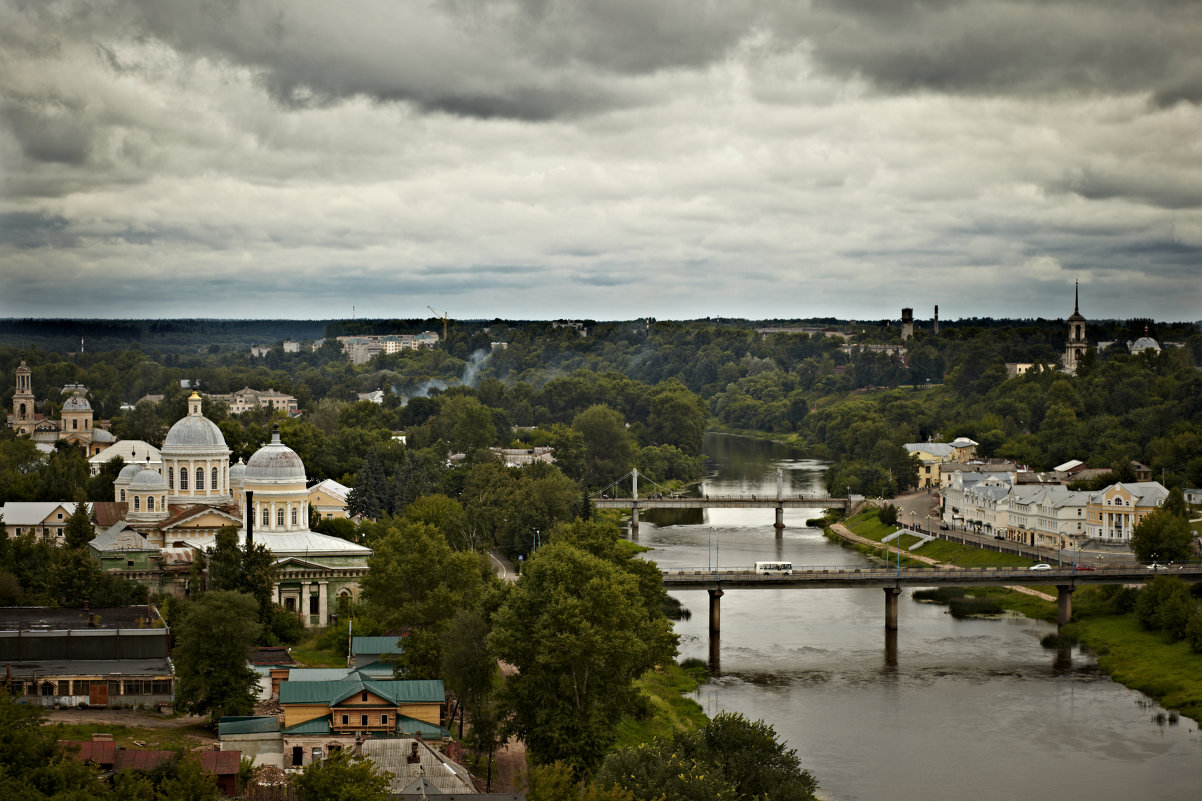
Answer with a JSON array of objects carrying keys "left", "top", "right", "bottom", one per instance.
[{"left": 1, "top": 0, "right": 1199, "bottom": 321}]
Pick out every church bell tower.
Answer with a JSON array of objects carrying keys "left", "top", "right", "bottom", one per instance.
[{"left": 1064, "top": 281, "right": 1087, "bottom": 371}]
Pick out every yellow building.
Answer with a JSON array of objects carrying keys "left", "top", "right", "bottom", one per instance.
[{"left": 1086, "top": 482, "right": 1168, "bottom": 544}]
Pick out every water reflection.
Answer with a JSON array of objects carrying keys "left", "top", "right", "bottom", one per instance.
[{"left": 634, "top": 433, "right": 1202, "bottom": 801}]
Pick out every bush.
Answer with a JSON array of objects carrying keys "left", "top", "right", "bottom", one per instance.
[
  {"left": 878, "top": 503, "right": 899, "bottom": 526},
  {"left": 948, "top": 597, "right": 1003, "bottom": 618}
]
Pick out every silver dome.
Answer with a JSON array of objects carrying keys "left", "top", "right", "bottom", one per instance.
[
  {"left": 116, "top": 463, "right": 143, "bottom": 483},
  {"left": 62, "top": 394, "right": 92, "bottom": 412},
  {"left": 163, "top": 395, "right": 228, "bottom": 452},
  {"left": 129, "top": 468, "right": 167, "bottom": 490},
  {"left": 245, "top": 427, "right": 306, "bottom": 484}
]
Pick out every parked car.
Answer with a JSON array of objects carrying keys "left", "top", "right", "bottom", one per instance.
[
  {"left": 1028, "top": 563, "right": 1053, "bottom": 571},
  {"left": 1146, "top": 563, "right": 1164, "bottom": 571},
  {"left": 939, "top": 524, "right": 950, "bottom": 530},
  {"left": 1075, "top": 565, "right": 1096, "bottom": 571}
]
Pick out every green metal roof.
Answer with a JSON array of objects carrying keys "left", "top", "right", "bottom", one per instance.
[
  {"left": 393, "top": 714, "right": 450, "bottom": 740},
  {"left": 282, "top": 715, "right": 332, "bottom": 735},
  {"left": 218, "top": 716, "right": 280, "bottom": 736},
  {"left": 279, "top": 679, "right": 445, "bottom": 706},
  {"left": 351, "top": 636, "right": 404, "bottom": 656}
]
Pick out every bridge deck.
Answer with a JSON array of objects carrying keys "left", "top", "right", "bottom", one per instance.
[
  {"left": 662, "top": 564, "right": 1202, "bottom": 590},
  {"left": 593, "top": 496, "right": 849, "bottom": 509}
]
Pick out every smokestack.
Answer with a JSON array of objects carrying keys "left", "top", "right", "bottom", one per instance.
[
  {"left": 245, "top": 490, "right": 254, "bottom": 549},
  {"left": 933, "top": 304, "right": 940, "bottom": 335}
]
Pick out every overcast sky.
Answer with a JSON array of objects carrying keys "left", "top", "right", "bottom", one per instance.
[{"left": 2, "top": 0, "right": 1199, "bottom": 323}]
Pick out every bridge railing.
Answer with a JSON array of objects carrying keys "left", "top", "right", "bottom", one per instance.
[{"left": 661, "top": 564, "right": 1200, "bottom": 579}]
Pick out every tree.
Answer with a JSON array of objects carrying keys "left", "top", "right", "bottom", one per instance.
[
  {"left": 573, "top": 405, "right": 636, "bottom": 488},
  {"left": 63, "top": 495, "right": 94, "bottom": 549},
  {"left": 293, "top": 748, "right": 392, "bottom": 801},
  {"left": 361, "top": 521, "right": 491, "bottom": 678},
  {"left": 596, "top": 712, "right": 819, "bottom": 801},
  {"left": 490, "top": 542, "right": 677, "bottom": 777},
  {"left": 1130, "top": 507, "right": 1194, "bottom": 562},
  {"left": 347, "top": 450, "right": 387, "bottom": 520},
  {"left": 173, "top": 591, "right": 261, "bottom": 722},
  {"left": 206, "top": 526, "right": 277, "bottom": 627}
]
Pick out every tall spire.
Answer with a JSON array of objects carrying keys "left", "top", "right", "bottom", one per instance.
[{"left": 1074, "top": 279, "right": 1079, "bottom": 314}]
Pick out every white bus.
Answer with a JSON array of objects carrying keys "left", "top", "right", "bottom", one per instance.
[{"left": 755, "top": 561, "right": 793, "bottom": 575}]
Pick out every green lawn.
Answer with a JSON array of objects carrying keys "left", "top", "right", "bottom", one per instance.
[{"left": 1071, "top": 615, "right": 1202, "bottom": 723}]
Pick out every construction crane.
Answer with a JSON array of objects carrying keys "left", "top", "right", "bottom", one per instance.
[{"left": 427, "top": 306, "right": 448, "bottom": 341}]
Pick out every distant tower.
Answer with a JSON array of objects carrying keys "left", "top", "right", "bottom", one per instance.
[
  {"left": 900, "top": 308, "right": 914, "bottom": 341},
  {"left": 933, "top": 305, "right": 940, "bottom": 335},
  {"left": 10, "top": 360, "right": 35, "bottom": 436},
  {"left": 1064, "top": 281, "right": 1087, "bottom": 370}
]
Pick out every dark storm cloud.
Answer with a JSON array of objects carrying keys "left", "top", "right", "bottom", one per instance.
[
  {"left": 0, "top": 213, "right": 77, "bottom": 248},
  {"left": 1053, "top": 168, "right": 1202, "bottom": 210},
  {"left": 805, "top": 0, "right": 1202, "bottom": 104},
  {"left": 1, "top": 101, "right": 92, "bottom": 164}
]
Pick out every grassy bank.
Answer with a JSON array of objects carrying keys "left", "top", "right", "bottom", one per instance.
[
  {"left": 612, "top": 660, "right": 709, "bottom": 748},
  {"left": 1067, "top": 615, "right": 1202, "bottom": 723},
  {"left": 834, "top": 509, "right": 1056, "bottom": 620},
  {"left": 840, "top": 508, "right": 1202, "bottom": 723}
]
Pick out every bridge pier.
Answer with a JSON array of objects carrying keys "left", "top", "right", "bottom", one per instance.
[
  {"left": 1056, "top": 585, "right": 1074, "bottom": 626},
  {"left": 708, "top": 588, "right": 723, "bottom": 639},
  {"left": 774, "top": 505, "right": 784, "bottom": 531},
  {"left": 884, "top": 587, "right": 901, "bottom": 631},
  {"left": 630, "top": 505, "right": 639, "bottom": 537}
]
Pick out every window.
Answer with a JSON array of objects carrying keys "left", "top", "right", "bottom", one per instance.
[
  {"left": 151, "top": 679, "right": 172, "bottom": 695},
  {"left": 196, "top": 467, "right": 204, "bottom": 490},
  {"left": 120, "top": 489, "right": 125, "bottom": 501},
  {"left": 180, "top": 469, "right": 188, "bottom": 490},
  {"left": 341, "top": 714, "right": 349, "bottom": 725},
  {"left": 277, "top": 509, "right": 285, "bottom": 527},
  {"left": 72, "top": 418, "right": 78, "bottom": 429},
  {"left": 133, "top": 496, "right": 140, "bottom": 511},
  {"left": 147, "top": 496, "right": 155, "bottom": 511},
  {"left": 291, "top": 508, "right": 298, "bottom": 526},
  {"left": 361, "top": 692, "right": 368, "bottom": 702},
  {"left": 310, "top": 594, "right": 319, "bottom": 615},
  {"left": 311, "top": 747, "right": 323, "bottom": 761},
  {"left": 381, "top": 714, "right": 388, "bottom": 726},
  {"left": 212, "top": 466, "right": 219, "bottom": 490},
  {"left": 168, "top": 467, "right": 173, "bottom": 489},
  {"left": 361, "top": 714, "right": 368, "bottom": 727},
  {"left": 261, "top": 508, "right": 270, "bottom": 527},
  {"left": 58, "top": 681, "right": 71, "bottom": 695}
]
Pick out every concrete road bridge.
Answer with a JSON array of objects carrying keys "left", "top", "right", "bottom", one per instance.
[{"left": 663, "top": 563, "right": 1202, "bottom": 640}]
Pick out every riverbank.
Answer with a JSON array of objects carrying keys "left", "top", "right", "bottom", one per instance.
[{"left": 831, "top": 505, "right": 1202, "bottom": 724}]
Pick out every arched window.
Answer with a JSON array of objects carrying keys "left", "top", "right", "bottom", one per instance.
[
  {"left": 72, "top": 418, "right": 78, "bottom": 430},
  {"left": 277, "top": 508, "right": 285, "bottom": 527},
  {"left": 291, "top": 507, "right": 298, "bottom": 526},
  {"left": 180, "top": 469, "right": 188, "bottom": 491},
  {"left": 261, "top": 508, "right": 270, "bottom": 528},
  {"left": 120, "top": 489, "right": 126, "bottom": 501},
  {"left": 168, "top": 467, "right": 173, "bottom": 489},
  {"left": 196, "top": 467, "right": 204, "bottom": 491},
  {"left": 212, "top": 467, "right": 219, "bottom": 490},
  {"left": 133, "top": 496, "right": 140, "bottom": 511},
  {"left": 147, "top": 496, "right": 155, "bottom": 511},
  {"left": 160, "top": 495, "right": 165, "bottom": 509}
]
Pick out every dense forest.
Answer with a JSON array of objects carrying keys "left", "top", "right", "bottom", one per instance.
[{"left": 2, "top": 314, "right": 1200, "bottom": 508}]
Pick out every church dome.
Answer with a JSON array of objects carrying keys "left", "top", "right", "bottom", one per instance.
[
  {"left": 1129, "top": 336, "right": 1160, "bottom": 354},
  {"left": 163, "top": 393, "right": 227, "bottom": 451},
  {"left": 116, "top": 463, "right": 143, "bottom": 484},
  {"left": 229, "top": 458, "right": 247, "bottom": 485},
  {"left": 129, "top": 467, "right": 167, "bottom": 491},
  {"left": 62, "top": 393, "right": 92, "bottom": 412},
  {"left": 244, "top": 425, "right": 306, "bottom": 484}
]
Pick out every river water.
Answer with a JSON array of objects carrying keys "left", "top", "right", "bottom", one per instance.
[{"left": 634, "top": 433, "right": 1201, "bottom": 801}]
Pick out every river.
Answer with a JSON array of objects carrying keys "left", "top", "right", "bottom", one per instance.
[{"left": 634, "top": 433, "right": 1201, "bottom": 801}]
